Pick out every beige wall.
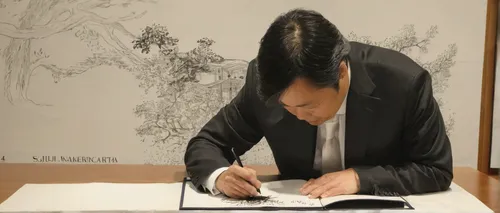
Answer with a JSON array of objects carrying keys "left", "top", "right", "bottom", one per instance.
[{"left": 0, "top": 0, "right": 487, "bottom": 169}]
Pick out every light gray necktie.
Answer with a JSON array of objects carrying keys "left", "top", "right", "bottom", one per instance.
[{"left": 321, "top": 115, "right": 343, "bottom": 173}]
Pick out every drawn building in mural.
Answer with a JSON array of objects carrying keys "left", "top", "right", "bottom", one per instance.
[{"left": 203, "top": 59, "right": 247, "bottom": 103}]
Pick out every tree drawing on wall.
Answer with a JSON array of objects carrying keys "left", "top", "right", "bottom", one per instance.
[
  {"left": 0, "top": 0, "right": 154, "bottom": 106},
  {"left": 0, "top": 0, "right": 249, "bottom": 164},
  {"left": 347, "top": 25, "right": 457, "bottom": 136},
  {"left": 131, "top": 24, "right": 250, "bottom": 164}
]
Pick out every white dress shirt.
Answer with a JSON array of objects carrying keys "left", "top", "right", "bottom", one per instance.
[{"left": 202, "top": 64, "right": 351, "bottom": 195}]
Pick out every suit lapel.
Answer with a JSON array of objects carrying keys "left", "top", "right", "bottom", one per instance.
[
  {"left": 345, "top": 91, "right": 381, "bottom": 165},
  {"left": 344, "top": 52, "right": 381, "bottom": 166},
  {"left": 272, "top": 108, "right": 319, "bottom": 178}
]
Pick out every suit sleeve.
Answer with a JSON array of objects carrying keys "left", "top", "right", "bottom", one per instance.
[
  {"left": 184, "top": 60, "right": 264, "bottom": 191},
  {"left": 352, "top": 70, "right": 453, "bottom": 196}
]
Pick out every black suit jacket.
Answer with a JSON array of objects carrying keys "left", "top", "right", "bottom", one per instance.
[{"left": 184, "top": 42, "right": 453, "bottom": 196}]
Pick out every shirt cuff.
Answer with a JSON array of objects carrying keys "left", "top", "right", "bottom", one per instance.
[{"left": 202, "top": 167, "right": 228, "bottom": 195}]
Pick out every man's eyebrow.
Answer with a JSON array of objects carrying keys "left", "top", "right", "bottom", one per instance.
[{"left": 279, "top": 100, "right": 312, "bottom": 107}]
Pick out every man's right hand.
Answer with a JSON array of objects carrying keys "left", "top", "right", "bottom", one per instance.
[{"left": 215, "top": 165, "right": 262, "bottom": 199}]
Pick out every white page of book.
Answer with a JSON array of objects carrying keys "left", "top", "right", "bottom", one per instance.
[
  {"left": 319, "top": 194, "right": 406, "bottom": 207},
  {"left": 181, "top": 179, "right": 322, "bottom": 208}
]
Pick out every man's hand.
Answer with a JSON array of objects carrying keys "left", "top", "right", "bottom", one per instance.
[
  {"left": 299, "top": 168, "right": 360, "bottom": 198},
  {"left": 215, "top": 165, "right": 262, "bottom": 199}
]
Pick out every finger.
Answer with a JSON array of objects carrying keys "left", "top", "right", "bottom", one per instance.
[
  {"left": 229, "top": 165, "right": 252, "bottom": 181},
  {"left": 223, "top": 177, "right": 246, "bottom": 199},
  {"left": 320, "top": 186, "right": 345, "bottom": 198},
  {"left": 230, "top": 176, "right": 256, "bottom": 196},
  {"left": 300, "top": 178, "right": 315, "bottom": 193},
  {"left": 225, "top": 189, "right": 245, "bottom": 199},
  {"left": 302, "top": 172, "right": 340, "bottom": 195},
  {"left": 229, "top": 182, "right": 249, "bottom": 198},
  {"left": 244, "top": 166, "right": 256, "bottom": 175},
  {"left": 234, "top": 176, "right": 259, "bottom": 196},
  {"left": 228, "top": 184, "right": 248, "bottom": 199},
  {"left": 309, "top": 181, "right": 339, "bottom": 199},
  {"left": 243, "top": 167, "right": 262, "bottom": 188},
  {"left": 300, "top": 179, "right": 321, "bottom": 195},
  {"left": 230, "top": 166, "right": 261, "bottom": 189},
  {"left": 314, "top": 175, "right": 331, "bottom": 186},
  {"left": 226, "top": 174, "right": 258, "bottom": 196}
]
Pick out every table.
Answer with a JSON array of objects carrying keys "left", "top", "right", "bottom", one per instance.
[{"left": 0, "top": 164, "right": 498, "bottom": 212}]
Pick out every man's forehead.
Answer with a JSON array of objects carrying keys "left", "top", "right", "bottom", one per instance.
[
  {"left": 276, "top": 77, "right": 335, "bottom": 106},
  {"left": 279, "top": 86, "right": 319, "bottom": 107}
]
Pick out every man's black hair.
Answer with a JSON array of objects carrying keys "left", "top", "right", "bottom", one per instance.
[{"left": 256, "top": 8, "right": 351, "bottom": 102}]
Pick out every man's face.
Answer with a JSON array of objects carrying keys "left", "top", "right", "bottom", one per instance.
[{"left": 279, "top": 62, "right": 349, "bottom": 126}]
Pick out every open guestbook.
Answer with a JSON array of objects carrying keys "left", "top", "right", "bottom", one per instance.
[{"left": 179, "top": 178, "right": 413, "bottom": 211}]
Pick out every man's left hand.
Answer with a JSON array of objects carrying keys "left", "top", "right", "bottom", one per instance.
[{"left": 299, "top": 168, "right": 360, "bottom": 198}]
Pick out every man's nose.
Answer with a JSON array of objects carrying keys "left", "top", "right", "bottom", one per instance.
[{"left": 295, "top": 108, "right": 308, "bottom": 120}]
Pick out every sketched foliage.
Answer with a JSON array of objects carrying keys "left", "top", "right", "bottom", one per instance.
[
  {"left": 136, "top": 83, "right": 225, "bottom": 164},
  {"left": 347, "top": 24, "right": 457, "bottom": 136},
  {"left": 132, "top": 24, "right": 232, "bottom": 164}
]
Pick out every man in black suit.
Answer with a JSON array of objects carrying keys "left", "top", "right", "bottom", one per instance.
[{"left": 184, "top": 8, "right": 453, "bottom": 199}]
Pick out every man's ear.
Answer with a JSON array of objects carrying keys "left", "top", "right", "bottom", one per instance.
[{"left": 338, "top": 61, "right": 348, "bottom": 79}]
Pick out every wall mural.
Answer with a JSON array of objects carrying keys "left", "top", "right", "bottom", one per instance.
[
  {"left": 132, "top": 24, "right": 458, "bottom": 164},
  {"left": 0, "top": 0, "right": 471, "bottom": 166}
]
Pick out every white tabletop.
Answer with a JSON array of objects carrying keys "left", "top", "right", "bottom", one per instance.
[{"left": 0, "top": 181, "right": 493, "bottom": 213}]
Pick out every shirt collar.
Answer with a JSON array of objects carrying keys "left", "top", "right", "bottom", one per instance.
[{"left": 336, "top": 61, "right": 351, "bottom": 115}]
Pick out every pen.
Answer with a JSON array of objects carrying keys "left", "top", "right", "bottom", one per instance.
[{"left": 230, "top": 147, "right": 261, "bottom": 194}]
